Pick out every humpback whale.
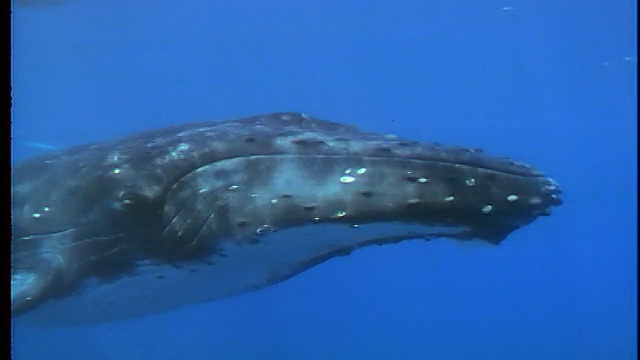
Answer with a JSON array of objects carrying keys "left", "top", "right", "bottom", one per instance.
[{"left": 11, "top": 112, "right": 562, "bottom": 325}]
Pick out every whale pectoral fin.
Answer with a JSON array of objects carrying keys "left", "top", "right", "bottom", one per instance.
[
  {"left": 11, "top": 253, "right": 64, "bottom": 316},
  {"left": 11, "top": 228, "right": 129, "bottom": 317},
  {"left": 11, "top": 229, "right": 79, "bottom": 316}
]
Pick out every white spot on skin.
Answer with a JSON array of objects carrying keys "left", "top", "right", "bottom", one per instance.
[
  {"left": 344, "top": 168, "right": 352, "bottom": 174},
  {"left": 43, "top": 206, "right": 50, "bottom": 212},
  {"left": 332, "top": 211, "right": 347, "bottom": 218},
  {"left": 529, "top": 197, "right": 542, "bottom": 205},
  {"left": 113, "top": 168, "right": 121, "bottom": 174},
  {"left": 270, "top": 198, "right": 278, "bottom": 204},
  {"left": 507, "top": 194, "right": 519, "bottom": 202},
  {"left": 356, "top": 168, "right": 367, "bottom": 174},
  {"left": 228, "top": 185, "right": 239, "bottom": 191},
  {"left": 445, "top": 196, "right": 455, "bottom": 202},
  {"left": 417, "top": 177, "right": 428, "bottom": 183},
  {"left": 546, "top": 177, "right": 560, "bottom": 186},
  {"left": 32, "top": 213, "right": 41, "bottom": 219},
  {"left": 465, "top": 178, "right": 475, "bottom": 186},
  {"left": 482, "top": 205, "right": 493, "bottom": 214},
  {"left": 340, "top": 176, "right": 356, "bottom": 183}
]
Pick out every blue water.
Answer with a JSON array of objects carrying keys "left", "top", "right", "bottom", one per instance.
[{"left": 11, "top": 1, "right": 637, "bottom": 359}]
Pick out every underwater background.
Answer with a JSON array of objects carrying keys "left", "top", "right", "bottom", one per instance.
[{"left": 11, "top": 1, "right": 637, "bottom": 359}]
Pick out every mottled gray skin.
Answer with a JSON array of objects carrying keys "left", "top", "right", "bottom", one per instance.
[{"left": 11, "top": 112, "right": 561, "bottom": 322}]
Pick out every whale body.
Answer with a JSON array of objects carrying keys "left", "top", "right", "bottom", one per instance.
[{"left": 11, "top": 112, "right": 562, "bottom": 325}]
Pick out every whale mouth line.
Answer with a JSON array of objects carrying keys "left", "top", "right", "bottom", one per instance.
[{"left": 193, "top": 154, "right": 549, "bottom": 179}]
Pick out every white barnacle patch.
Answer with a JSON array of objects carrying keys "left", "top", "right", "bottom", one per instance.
[
  {"left": 341, "top": 168, "right": 367, "bottom": 183},
  {"left": 169, "top": 143, "right": 191, "bottom": 160},
  {"left": 105, "top": 152, "right": 123, "bottom": 165},
  {"left": 340, "top": 175, "right": 356, "bottom": 183},
  {"left": 332, "top": 210, "right": 347, "bottom": 218},
  {"left": 545, "top": 177, "right": 560, "bottom": 188},
  {"left": 507, "top": 194, "right": 519, "bottom": 202},
  {"left": 481, "top": 205, "right": 493, "bottom": 214},
  {"left": 444, "top": 196, "right": 455, "bottom": 202},
  {"left": 465, "top": 178, "right": 476, "bottom": 186}
]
